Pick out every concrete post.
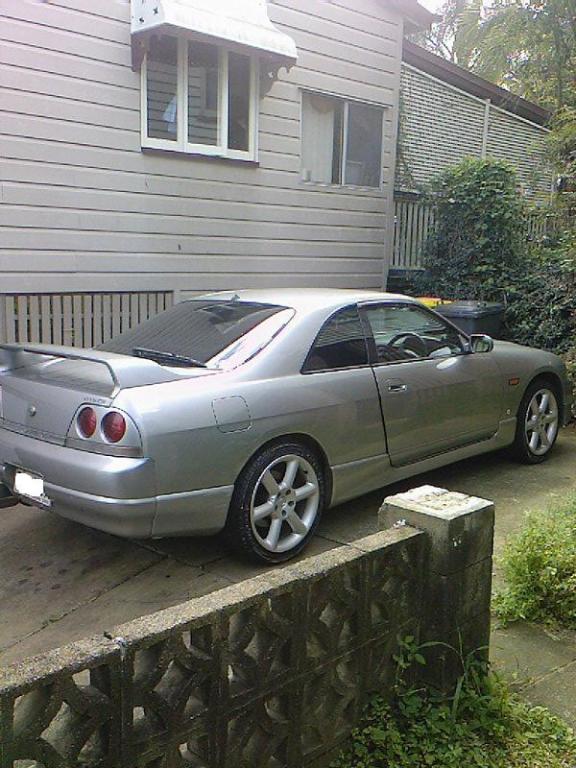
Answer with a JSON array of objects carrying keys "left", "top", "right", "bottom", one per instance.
[{"left": 379, "top": 485, "right": 495, "bottom": 695}]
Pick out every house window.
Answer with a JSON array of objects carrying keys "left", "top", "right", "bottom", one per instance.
[
  {"left": 142, "top": 36, "right": 259, "bottom": 160},
  {"left": 301, "top": 92, "right": 384, "bottom": 188}
]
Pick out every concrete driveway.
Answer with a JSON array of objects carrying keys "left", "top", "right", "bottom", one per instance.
[{"left": 1, "top": 429, "right": 575, "bottom": 669}]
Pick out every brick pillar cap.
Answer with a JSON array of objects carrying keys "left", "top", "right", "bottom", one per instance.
[{"left": 384, "top": 485, "right": 493, "bottom": 521}]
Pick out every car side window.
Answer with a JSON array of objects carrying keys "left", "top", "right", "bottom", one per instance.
[
  {"left": 303, "top": 306, "right": 369, "bottom": 373},
  {"left": 362, "top": 303, "right": 465, "bottom": 364}
]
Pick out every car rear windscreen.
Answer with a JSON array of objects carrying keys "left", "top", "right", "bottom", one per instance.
[{"left": 99, "top": 300, "right": 288, "bottom": 365}]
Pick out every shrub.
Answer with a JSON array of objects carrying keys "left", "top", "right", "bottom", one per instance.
[
  {"left": 494, "top": 496, "right": 576, "bottom": 628},
  {"left": 415, "top": 158, "right": 525, "bottom": 301},
  {"left": 503, "top": 235, "right": 576, "bottom": 354},
  {"left": 563, "top": 346, "right": 576, "bottom": 418},
  {"left": 333, "top": 639, "right": 576, "bottom": 768},
  {"left": 415, "top": 158, "right": 576, "bottom": 358}
]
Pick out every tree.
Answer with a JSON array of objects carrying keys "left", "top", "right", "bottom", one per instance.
[
  {"left": 414, "top": 0, "right": 576, "bottom": 111},
  {"left": 412, "top": 0, "right": 483, "bottom": 66},
  {"left": 473, "top": 0, "right": 576, "bottom": 111},
  {"left": 547, "top": 107, "right": 576, "bottom": 214}
]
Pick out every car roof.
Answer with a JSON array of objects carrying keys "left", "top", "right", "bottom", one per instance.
[{"left": 194, "top": 288, "right": 418, "bottom": 314}]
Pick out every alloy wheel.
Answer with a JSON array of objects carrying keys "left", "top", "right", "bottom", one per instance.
[
  {"left": 524, "top": 388, "right": 559, "bottom": 457},
  {"left": 249, "top": 454, "right": 320, "bottom": 554}
]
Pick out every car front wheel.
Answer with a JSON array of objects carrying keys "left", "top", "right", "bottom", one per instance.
[
  {"left": 225, "top": 441, "right": 325, "bottom": 563},
  {"left": 511, "top": 381, "right": 560, "bottom": 464}
]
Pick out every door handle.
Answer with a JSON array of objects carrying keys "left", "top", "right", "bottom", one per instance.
[{"left": 388, "top": 382, "right": 407, "bottom": 393}]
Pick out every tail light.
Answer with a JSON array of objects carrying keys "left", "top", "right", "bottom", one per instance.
[
  {"left": 77, "top": 407, "right": 97, "bottom": 438},
  {"left": 101, "top": 412, "right": 127, "bottom": 443},
  {"left": 68, "top": 405, "right": 141, "bottom": 457}
]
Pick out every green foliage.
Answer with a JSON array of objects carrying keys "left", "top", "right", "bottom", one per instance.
[
  {"left": 548, "top": 107, "right": 576, "bottom": 175},
  {"left": 411, "top": 0, "right": 483, "bottom": 67},
  {"left": 416, "top": 157, "right": 576, "bottom": 355},
  {"left": 494, "top": 496, "right": 576, "bottom": 628},
  {"left": 562, "top": 346, "right": 576, "bottom": 418},
  {"left": 474, "top": 0, "right": 576, "bottom": 111},
  {"left": 415, "top": 158, "right": 525, "bottom": 301},
  {"left": 547, "top": 107, "right": 576, "bottom": 216},
  {"left": 332, "top": 639, "right": 576, "bottom": 768},
  {"left": 502, "top": 231, "right": 576, "bottom": 354},
  {"left": 415, "top": 0, "right": 576, "bottom": 112}
]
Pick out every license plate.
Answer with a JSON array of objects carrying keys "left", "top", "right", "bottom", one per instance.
[{"left": 14, "top": 471, "right": 51, "bottom": 508}]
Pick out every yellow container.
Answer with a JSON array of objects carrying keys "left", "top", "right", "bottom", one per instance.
[{"left": 416, "top": 296, "right": 451, "bottom": 308}]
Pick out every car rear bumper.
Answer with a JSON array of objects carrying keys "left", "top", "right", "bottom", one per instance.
[{"left": 0, "top": 428, "right": 232, "bottom": 538}]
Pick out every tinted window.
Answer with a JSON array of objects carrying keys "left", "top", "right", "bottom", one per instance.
[
  {"left": 363, "top": 304, "right": 464, "bottom": 363},
  {"left": 100, "top": 300, "right": 291, "bottom": 369},
  {"left": 303, "top": 306, "right": 368, "bottom": 372}
]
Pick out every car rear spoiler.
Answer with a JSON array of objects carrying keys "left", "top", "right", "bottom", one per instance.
[{"left": 0, "top": 343, "right": 187, "bottom": 393}]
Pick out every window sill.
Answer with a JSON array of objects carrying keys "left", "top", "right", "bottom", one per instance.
[
  {"left": 141, "top": 145, "right": 259, "bottom": 166},
  {"left": 299, "top": 180, "right": 385, "bottom": 195}
]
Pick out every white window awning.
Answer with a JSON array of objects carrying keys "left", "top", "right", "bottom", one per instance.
[{"left": 131, "top": 0, "right": 297, "bottom": 62}]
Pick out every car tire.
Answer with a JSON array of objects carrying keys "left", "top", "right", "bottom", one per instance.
[
  {"left": 225, "top": 441, "right": 325, "bottom": 564},
  {"left": 510, "top": 379, "right": 561, "bottom": 464}
]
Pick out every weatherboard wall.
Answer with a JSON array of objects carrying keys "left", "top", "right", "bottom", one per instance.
[{"left": 0, "top": 0, "right": 404, "bottom": 296}]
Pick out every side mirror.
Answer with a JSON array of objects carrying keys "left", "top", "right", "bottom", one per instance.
[{"left": 470, "top": 334, "right": 494, "bottom": 354}]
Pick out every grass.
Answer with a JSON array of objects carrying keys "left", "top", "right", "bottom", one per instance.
[
  {"left": 332, "top": 639, "right": 576, "bottom": 768},
  {"left": 494, "top": 495, "right": 576, "bottom": 628}
]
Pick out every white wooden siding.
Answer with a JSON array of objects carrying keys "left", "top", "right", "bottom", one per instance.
[{"left": 0, "top": 0, "right": 404, "bottom": 295}]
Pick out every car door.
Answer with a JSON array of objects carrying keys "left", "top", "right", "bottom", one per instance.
[
  {"left": 360, "top": 301, "right": 503, "bottom": 466},
  {"left": 298, "top": 304, "right": 389, "bottom": 502}
]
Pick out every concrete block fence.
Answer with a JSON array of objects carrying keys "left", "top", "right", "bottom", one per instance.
[{"left": 0, "top": 487, "right": 494, "bottom": 768}]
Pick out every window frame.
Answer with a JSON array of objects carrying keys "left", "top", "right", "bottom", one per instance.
[
  {"left": 358, "top": 301, "right": 470, "bottom": 367},
  {"left": 141, "top": 36, "right": 260, "bottom": 162},
  {"left": 301, "top": 304, "right": 371, "bottom": 375},
  {"left": 300, "top": 89, "right": 386, "bottom": 191}
]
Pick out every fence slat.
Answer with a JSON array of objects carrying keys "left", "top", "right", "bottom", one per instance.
[
  {"left": 111, "top": 294, "right": 121, "bottom": 339},
  {"left": 73, "top": 294, "right": 83, "bottom": 348},
  {"left": 83, "top": 294, "right": 93, "bottom": 349},
  {"left": 52, "top": 295, "right": 63, "bottom": 345},
  {"left": 120, "top": 294, "right": 131, "bottom": 333},
  {"left": 16, "top": 295, "right": 28, "bottom": 343},
  {"left": 40, "top": 295, "right": 52, "bottom": 343},
  {"left": 101, "top": 294, "right": 112, "bottom": 343},
  {"left": 28, "top": 295, "right": 41, "bottom": 343},
  {"left": 130, "top": 292, "right": 140, "bottom": 327},
  {"left": 63, "top": 295, "right": 74, "bottom": 346},
  {"left": 5, "top": 297, "right": 16, "bottom": 344},
  {"left": 92, "top": 294, "right": 103, "bottom": 347}
]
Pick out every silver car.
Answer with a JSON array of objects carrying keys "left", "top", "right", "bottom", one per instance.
[{"left": 0, "top": 289, "right": 571, "bottom": 563}]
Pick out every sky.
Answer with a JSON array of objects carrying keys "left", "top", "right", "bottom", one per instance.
[{"left": 418, "top": 0, "right": 446, "bottom": 11}]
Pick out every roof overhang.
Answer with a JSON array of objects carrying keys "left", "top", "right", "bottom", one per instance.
[{"left": 130, "top": 0, "right": 297, "bottom": 63}]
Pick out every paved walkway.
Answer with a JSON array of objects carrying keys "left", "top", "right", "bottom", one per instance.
[{"left": 1, "top": 429, "right": 575, "bottom": 726}]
